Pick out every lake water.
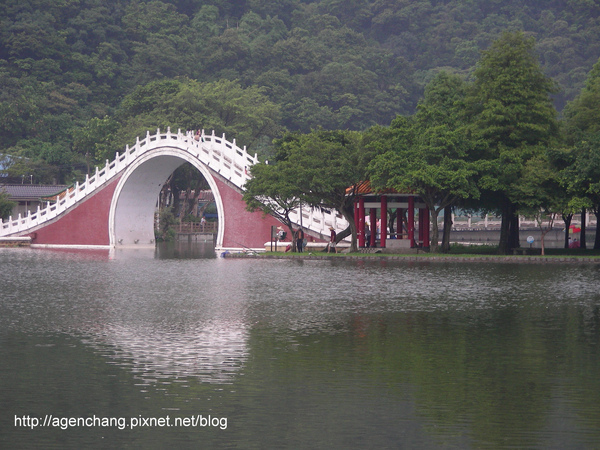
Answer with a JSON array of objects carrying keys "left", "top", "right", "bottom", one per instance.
[{"left": 1, "top": 244, "right": 600, "bottom": 449}]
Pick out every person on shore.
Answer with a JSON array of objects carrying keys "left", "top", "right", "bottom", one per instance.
[
  {"left": 328, "top": 226, "right": 337, "bottom": 253},
  {"left": 296, "top": 227, "right": 305, "bottom": 252},
  {"left": 277, "top": 226, "right": 286, "bottom": 241}
]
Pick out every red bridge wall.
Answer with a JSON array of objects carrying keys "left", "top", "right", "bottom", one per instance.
[
  {"left": 215, "top": 177, "right": 283, "bottom": 249},
  {"left": 27, "top": 178, "right": 120, "bottom": 247}
]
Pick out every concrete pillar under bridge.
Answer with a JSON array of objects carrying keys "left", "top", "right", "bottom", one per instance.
[{"left": 17, "top": 149, "right": 285, "bottom": 251}]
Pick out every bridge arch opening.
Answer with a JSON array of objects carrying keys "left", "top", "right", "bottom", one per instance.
[{"left": 109, "top": 148, "right": 224, "bottom": 248}]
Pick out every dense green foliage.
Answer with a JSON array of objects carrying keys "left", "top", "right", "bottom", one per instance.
[
  {"left": 0, "top": 191, "right": 16, "bottom": 220},
  {"left": 248, "top": 31, "right": 599, "bottom": 253},
  {"left": 243, "top": 160, "right": 303, "bottom": 246},
  {"left": 2, "top": 0, "right": 600, "bottom": 182},
  {"left": 268, "top": 129, "right": 370, "bottom": 251},
  {"left": 369, "top": 71, "right": 479, "bottom": 252},
  {"left": 1, "top": 1, "right": 599, "bottom": 252}
]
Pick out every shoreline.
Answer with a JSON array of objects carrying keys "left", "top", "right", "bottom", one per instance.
[{"left": 225, "top": 252, "right": 600, "bottom": 264}]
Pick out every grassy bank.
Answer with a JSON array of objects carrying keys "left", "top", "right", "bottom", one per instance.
[{"left": 232, "top": 244, "right": 600, "bottom": 262}]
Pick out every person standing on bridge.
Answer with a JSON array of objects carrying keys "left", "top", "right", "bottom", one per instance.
[{"left": 296, "top": 228, "right": 305, "bottom": 253}]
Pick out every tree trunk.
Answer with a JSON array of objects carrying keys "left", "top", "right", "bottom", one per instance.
[
  {"left": 160, "top": 174, "right": 174, "bottom": 210},
  {"left": 180, "top": 188, "right": 191, "bottom": 220},
  {"left": 171, "top": 186, "right": 181, "bottom": 220},
  {"left": 509, "top": 207, "right": 520, "bottom": 250},
  {"left": 388, "top": 209, "right": 395, "bottom": 240},
  {"left": 595, "top": 208, "right": 600, "bottom": 250},
  {"left": 594, "top": 205, "right": 600, "bottom": 250},
  {"left": 539, "top": 214, "right": 556, "bottom": 256},
  {"left": 562, "top": 213, "right": 573, "bottom": 249},
  {"left": 286, "top": 223, "right": 296, "bottom": 252},
  {"left": 498, "top": 199, "right": 511, "bottom": 254},
  {"left": 429, "top": 207, "right": 440, "bottom": 252},
  {"left": 540, "top": 226, "right": 551, "bottom": 256},
  {"left": 341, "top": 205, "right": 357, "bottom": 252},
  {"left": 441, "top": 206, "right": 452, "bottom": 253},
  {"left": 499, "top": 200, "right": 519, "bottom": 254},
  {"left": 580, "top": 208, "right": 587, "bottom": 249}
]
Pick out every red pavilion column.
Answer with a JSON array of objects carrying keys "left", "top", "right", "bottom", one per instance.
[
  {"left": 381, "top": 196, "right": 387, "bottom": 248},
  {"left": 408, "top": 197, "right": 415, "bottom": 248},
  {"left": 358, "top": 197, "right": 365, "bottom": 247},
  {"left": 354, "top": 200, "right": 358, "bottom": 244},
  {"left": 418, "top": 209, "right": 424, "bottom": 247}
]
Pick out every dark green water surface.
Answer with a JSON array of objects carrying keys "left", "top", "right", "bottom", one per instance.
[{"left": 1, "top": 246, "right": 599, "bottom": 449}]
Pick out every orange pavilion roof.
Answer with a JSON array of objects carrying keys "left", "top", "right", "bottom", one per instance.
[{"left": 346, "top": 181, "right": 414, "bottom": 196}]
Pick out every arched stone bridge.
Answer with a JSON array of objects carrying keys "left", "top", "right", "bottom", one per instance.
[{"left": 0, "top": 129, "right": 348, "bottom": 251}]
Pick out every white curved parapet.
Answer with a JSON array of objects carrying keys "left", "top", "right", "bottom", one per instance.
[
  {"left": 0, "top": 128, "right": 348, "bottom": 239},
  {"left": 288, "top": 206, "right": 349, "bottom": 239}
]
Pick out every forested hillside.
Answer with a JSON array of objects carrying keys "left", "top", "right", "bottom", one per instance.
[{"left": 2, "top": 0, "right": 600, "bottom": 183}]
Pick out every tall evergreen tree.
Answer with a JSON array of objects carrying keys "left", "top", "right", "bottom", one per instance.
[
  {"left": 564, "top": 57, "right": 600, "bottom": 249},
  {"left": 564, "top": 58, "right": 600, "bottom": 139},
  {"left": 470, "top": 31, "right": 559, "bottom": 254}
]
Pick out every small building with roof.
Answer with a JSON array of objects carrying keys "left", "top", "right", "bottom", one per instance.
[{"left": 0, "top": 184, "right": 68, "bottom": 219}]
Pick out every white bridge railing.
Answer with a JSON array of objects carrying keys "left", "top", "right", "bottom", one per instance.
[
  {"left": 1, "top": 128, "right": 348, "bottom": 239},
  {"left": 288, "top": 206, "right": 348, "bottom": 239}
]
